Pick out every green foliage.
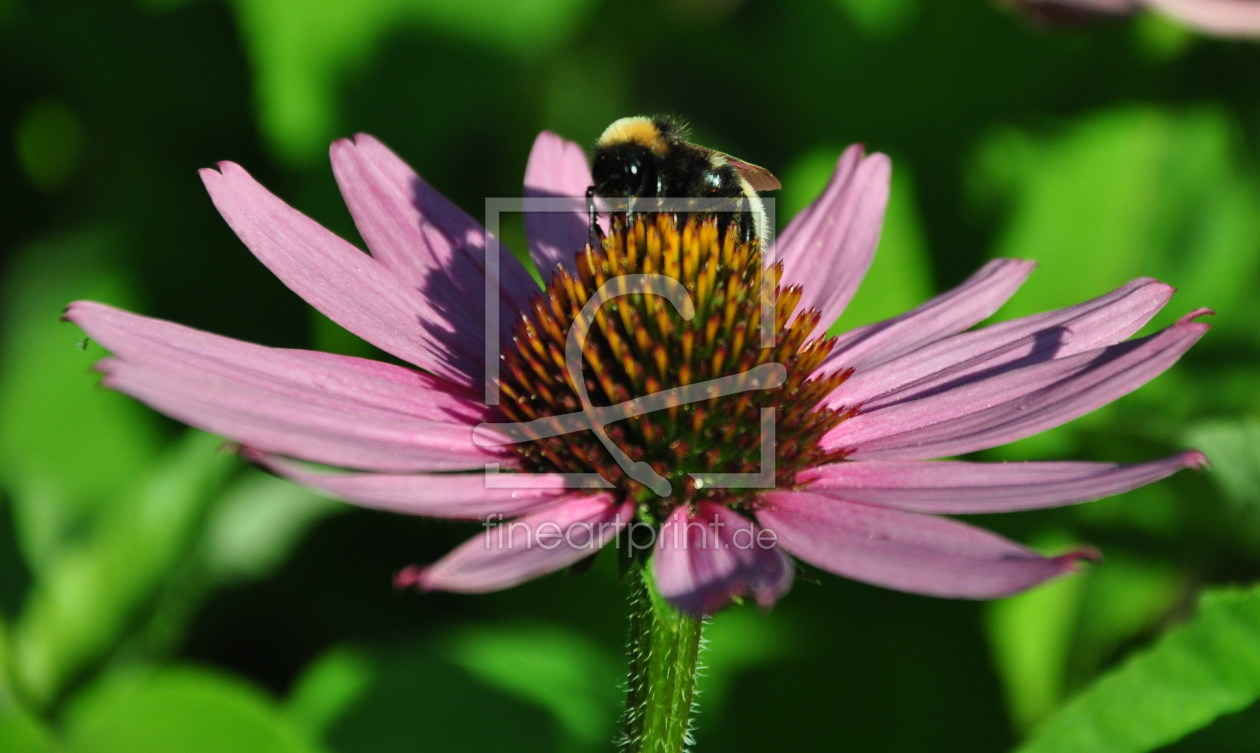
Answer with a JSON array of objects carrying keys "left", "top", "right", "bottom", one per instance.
[
  {"left": 14, "top": 99, "right": 85, "bottom": 192},
  {"left": 987, "top": 535, "right": 1090, "bottom": 729},
  {"left": 62, "top": 667, "right": 325, "bottom": 753},
  {"left": 1016, "top": 585, "right": 1260, "bottom": 753},
  {"left": 226, "top": 0, "right": 598, "bottom": 163},
  {"left": 286, "top": 625, "right": 620, "bottom": 753},
  {"left": 972, "top": 106, "right": 1260, "bottom": 338},
  {"left": 988, "top": 544, "right": 1185, "bottom": 731},
  {"left": 830, "top": 0, "right": 920, "bottom": 38},
  {"left": 446, "top": 623, "right": 622, "bottom": 747},
  {"left": 0, "top": 229, "right": 158, "bottom": 570},
  {"left": 0, "top": 705, "right": 58, "bottom": 753},
  {"left": 1187, "top": 419, "right": 1260, "bottom": 511},
  {"left": 8, "top": 432, "right": 233, "bottom": 710}
]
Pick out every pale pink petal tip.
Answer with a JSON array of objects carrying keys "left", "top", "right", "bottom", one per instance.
[
  {"left": 1062, "top": 544, "right": 1103, "bottom": 568},
  {"left": 394, "top": 565, "right": 424, "bottom": 591},
  {"left": 200, "top": 161, "right": 236, "bottom": 179},
  {"left": 1182, "top": 449, "right": 1210, "bottom": 470}
]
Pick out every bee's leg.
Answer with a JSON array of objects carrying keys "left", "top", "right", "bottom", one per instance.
[
  {"left": 586, "top": 186, "right": 603, "bottom": 249},
  {"left": 676, "top": 196, "right": 695, "bottom": 233}
]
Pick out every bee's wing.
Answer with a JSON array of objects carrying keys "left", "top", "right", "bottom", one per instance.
[{"left": 719, "top": 153, "right": 782, "bottom": 191}]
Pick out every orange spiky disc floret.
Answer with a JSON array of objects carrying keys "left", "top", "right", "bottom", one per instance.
[{"left": 499, "top": 214, "right": 855, "bottom": 521}]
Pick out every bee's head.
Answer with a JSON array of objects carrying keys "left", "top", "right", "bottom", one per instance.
[{"left": 591, "top": 141, "right": 656, "bottom": 199}]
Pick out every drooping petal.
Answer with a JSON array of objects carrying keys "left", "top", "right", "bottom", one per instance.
[
  {"left": 826, "top": 277, "right": 1174, "bottom": 410},
  {"left": 757, "top": 490, "right": 1095, "bottom": 599},
  {"left": 524, "top": 131, "right": 593, "bottom": 276},
  {"left": 798, "top": 452, "right": 1207, "bottom": 514},
  {"left": 97, "top": 359, "right": 506, "bottom": 473},
  {"left": 829, "top": 313, "right": 1209, "bottom": 460},
  {"left": 821, "top": 259, "right": 1036, "bottom": 374},
  {"left": 653, "top": 502, "right": 794, "bottom": 616},
  {"left": 200, "top": 161, "right": 480, "bottom": 385},
  {"left": 414, "top": 494, "right": 633, "bottom": 593},
  {"left": 776, "top": 146, "right": 891, "bottom": 328},
  {"left": 66, "top": 301, "right": 488, "bottom": 424},
  {"left": 244, "top": 450, "right": 571, "bottom": 519},
  {"left": 329, "top": 134, "right": 539, "bottom": 384}
]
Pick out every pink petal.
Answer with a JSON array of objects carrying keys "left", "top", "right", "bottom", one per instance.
[
  {"left": 653, "top": 502, "right": 794, "bottom": 616},
  {"left": 798, "top": 451, "right": 1207, "bottom": 514},
  {"left": 200, "top": 161, "right": 479, "bottom": 386},
  {"left": 829, "top": 313, "right": 1209, "bottom": 460},
  {"left": 243, "top": 450, "right": 570, "bottom": 519},
  {"left": 97, "top": 359, "right": 505, "bottom": 473},
  {"left": 1146, "top": 0, "right": 1260, "bottom": 38},
  {"left": 414, "top": 494, "right": 633, "bottom": 593},
  {"left": 327, "top": 134, "right": 544, "bottom": 390},
  {"left": 1013, "top": 0, "right": 1139, "bottom": 22},
  {"left": 821, "top": 259, "right": 1036, "bottom": 374},
  {"left": 776, "top": 146, "right": 891, "bottom": 328},
  {"left": 757, "top": 490, "right": 1095, "bottom": 599},
  {"left": 66, "top": 301, "right": 488, "bottom": 424},
  {"left": 524, "top": 131, "right": 593, "bottom": 276},
  {"left": 330, "top": 134, "right": 537, "bottom": 311},
  {"left": 827, "top": 277, "right": 1175, "bottom": 410}
]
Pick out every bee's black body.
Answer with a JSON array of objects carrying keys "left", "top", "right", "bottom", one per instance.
[{"left": 588, "top": 117, "right": 778, "bottom": 247}]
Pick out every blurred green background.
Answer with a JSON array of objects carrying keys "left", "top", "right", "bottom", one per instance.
[{"left": 2, "top": 0, "right": 1259, "bottom": 751}]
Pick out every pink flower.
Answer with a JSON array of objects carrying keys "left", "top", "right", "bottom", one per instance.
[
  {"left": 1006, "top": 0, "right": 1260, "bottom": 38},
  {"left": 67, "top": 132, "right": 1209, "bottom": 617}
]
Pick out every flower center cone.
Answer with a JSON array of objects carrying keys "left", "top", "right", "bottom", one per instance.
[{"left": 498, "top": 213, "right": 857, "bottom": 523}]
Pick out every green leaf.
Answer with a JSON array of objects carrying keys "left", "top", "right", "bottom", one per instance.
[
  {"left": 14, "top": 99, "right": 85, "bottom": 192},
  {"left": 8, "top": 432, "right": 233, "bottom": 710},
  {"left": 284, "top": 647, "right": 374, "bottom": 740},
  {"left": 445, "top": 623, "right": 621, "bottom": 747},
  {"left": 971, "top": 106, "right": 1260, "bottom": 337},
  {"left": 987, "top": 536, "right": 1088, "bottom": 730},
  {"left": 62, "top": 666, "right": 325, "bottom": 753},
  {"left": 1132, "top": 12, "right": 1194, "bottom": 61},
  {"left": 1071, "top": 556, "right": 1184, "bottom": 684},
  {"left": 226, "top": 0, "right": 598, "bottom": 163},
  {"left": 830, "top": 0, "right": 919, "bottom": 38},
  {"left": 1186, "top": 418, "right": 1260, "bottom": 511},
  {"left": 1015, "top": 583, "right": 1260, "bottom": 753},
  {"left": 286, "top": 625, "right": 618, "bottom": 753},
  {"left": 988, "top": 545, "right": 1184, "bottom": 731},
  {"left": 0, "top": 227, "right": 159, "bottom": 571},
  {"left": 198, "top": 471, "right": 343, "bottom": 584},
  {"left": 0, "top": 704, "right": 58, "bottom": 753}
]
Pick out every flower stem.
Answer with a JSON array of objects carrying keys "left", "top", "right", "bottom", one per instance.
[{"left": 619, "top": 563, "right": 705, "bottom": 753}]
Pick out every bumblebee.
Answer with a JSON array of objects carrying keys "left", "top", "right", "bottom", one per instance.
[{"left": 588, "top": 116, "right": 780, "bottom": 248}]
